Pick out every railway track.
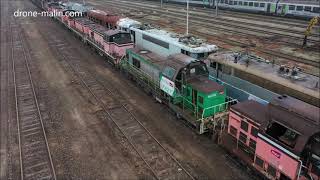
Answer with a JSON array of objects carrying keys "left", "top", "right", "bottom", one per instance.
[
  {"left": 88, "top": 0, "right": 319, "bottom": 68},
  {"left": 99, "top": 0, "right": 320, "bottom": 43},
  {"left": 10, "top": 20, "right": 56, "bottom": 180},
  {"left": 40, "top": 21, "right": 195, "bottom": 180}
]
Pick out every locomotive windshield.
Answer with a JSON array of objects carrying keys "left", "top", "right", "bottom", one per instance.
[
  {"left": 186, "top": 62, "right": 209, "bottom": 79},
  {"left": 112, "top": 33, "right": 132, "bottom": 44},
  {"left": 266, "top": 121, "right": 299, "bottom": 148}
]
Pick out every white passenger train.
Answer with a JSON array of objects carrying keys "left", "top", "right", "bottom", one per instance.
[{"left": 164, "top": 0, "right": 320, "bottom": 19}]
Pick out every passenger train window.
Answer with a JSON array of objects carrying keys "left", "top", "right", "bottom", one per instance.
[
  {"left": 249, "top": 2, "right": 253, "bottom": 6},
  {"left": 229, "top": 1, "right": 233, "bottom": 5},
  {"left": 244, "top": 1, "right": 248, "bottom": 6},
  {"left": 239, "top": 1, "right": 242, "bottom": 5},
  {"left": 296, "top": 6, "right": 303, "bottom": 11},
  {"left": 304, "top": 6, "right": 312, "bottom": 12},
  {"left": 224, "top": 0, "right": 228, "bottom": 4},
  {"left": 234, "top": 1, "right": 238, "bottom": 5},
  {"left": 220, "top": 0, "right": 224, "bottom": 3},
  {"left": 313, "top": 7, "right": 320, "bottom": 13},
  {"left": 289, "top": 5, "right": 295, "bottom": 10},
  {"left": 260, "top": 3, "right": 265, "bottom": 8},
  {"left": 254, "top": 2, "right": 259, "bottom": 7}
]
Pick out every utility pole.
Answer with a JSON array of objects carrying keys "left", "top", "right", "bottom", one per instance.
[
  {"left": 215, "top": 0, "right": 219, "bottom": 16},
  {"left": 186, "top": 0, "right": 189, "bottom": 35}
]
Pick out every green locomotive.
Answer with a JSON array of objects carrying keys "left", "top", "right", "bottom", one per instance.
[{"left": 121, "top": 47, "right": 235, "bottom": 134}]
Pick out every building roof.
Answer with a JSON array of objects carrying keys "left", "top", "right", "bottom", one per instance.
[
  {"left": 131, "top": 27, "right": 218, "bottom": 53},
  {"left": 230, "top": 100, "right": 269, "bottom": 125},
  {"left": 188, "top": 76, "right": 225, "bottom": 94}
]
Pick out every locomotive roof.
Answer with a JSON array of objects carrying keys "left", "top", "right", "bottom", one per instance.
[
  {"left": 279, "top": 0, "right": 320, "bottom": 5},
  {"left": 131, "top": 27, "right": 218, "bottom": 53},
  {"left": 268, "top": 95, "right": 320, "bottom": 155},
  {"left": 230, "top": 100, "right": 269, "bottom": 125},
  {"left": 167, "top": 54, "right": 198, "bottom": 69},
  {"left": 188, "top": 76, "right": 225, "bottom": 94},
  {"left": 208, "top": 51, "right": 320, "bottom": 105},
  {"left": 270, "top": 95, "right": 320, "bottom": 126},
  {"left": 87, "top": 24, "right": 108, "bottom": 35},
  {"left": 117, "top": 18, "right": 141, "bottom": 29},
  {"left": 129, "top": 47, "right": 205, "bottom": 80},
  {"left": 74, "top": 18, "right": 95, "bottom": 25},
  {"left": 129, "top": 47, "right": 167, "bottom": 65}
]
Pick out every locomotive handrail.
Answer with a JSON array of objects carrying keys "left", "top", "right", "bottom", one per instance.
[
  {"left": 123, "top": 61, "right": 161, "bottom": 94},
  {"left": 200, "top": 98, "right": 238, "bottom": 120}
]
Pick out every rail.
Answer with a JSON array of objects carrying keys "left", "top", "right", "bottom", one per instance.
[{"left": 10, "top": 20, "right": 56, "bottom": 180}]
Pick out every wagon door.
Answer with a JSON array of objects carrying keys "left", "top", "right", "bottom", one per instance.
[
  {"left": 267, "top": 3, "right": 271, "bottom": 13},
  {"left": 192, "top": 89, "right": 198, "bottom": 106},
  {"left": 281, "top": 4, "right": 287, "bottom": 15}
]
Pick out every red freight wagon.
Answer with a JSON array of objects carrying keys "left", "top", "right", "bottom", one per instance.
[{"left": 87, "top": 10, "right": 121, "bottom": 29}]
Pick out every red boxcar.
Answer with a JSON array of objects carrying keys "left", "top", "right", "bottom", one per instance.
[{"left": 87, "top": 9, "right": 121, "bottom": 29}]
